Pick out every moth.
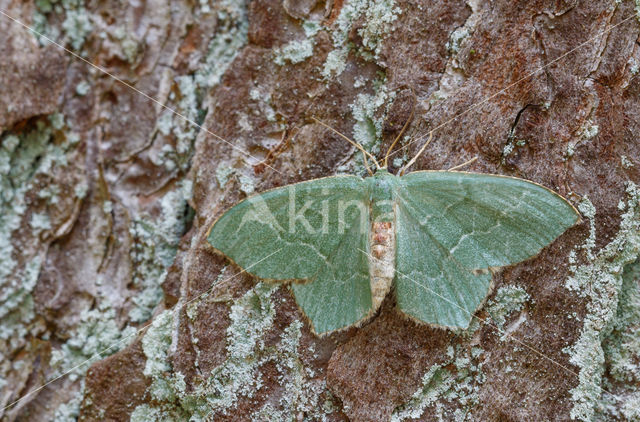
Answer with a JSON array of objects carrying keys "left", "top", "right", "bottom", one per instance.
[{"left": 207, "top": 126, "right": 580, "bottom": 335}]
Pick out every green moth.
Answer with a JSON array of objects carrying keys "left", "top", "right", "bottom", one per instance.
[{"left": 207, "top": 161, "right": 580, "bottom": 335}]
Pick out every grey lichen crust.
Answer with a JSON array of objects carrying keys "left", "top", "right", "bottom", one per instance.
[
  {"left": 0, "top": 116, "right": 82, "bottom": 404},
  {"left": 391, "top": 285, "right": 529, "bottom": 420},
  {"left": 2, "top": 0, "right": 640, "bottom": 420},
  {"left": 564, "top": 183, "right": 640, "bottom": 421},
  {"left": 131, "top": 283, "right": 337, "bottom": 420}
]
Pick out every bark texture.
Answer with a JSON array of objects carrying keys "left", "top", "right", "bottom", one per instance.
[{"left": 1, "top": 0, "right": 640, "bottom": 421}]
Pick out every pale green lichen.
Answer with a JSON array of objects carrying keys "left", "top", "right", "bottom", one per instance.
[
  {"left": 33, "top": 0, "right": 92, "bottom": 50},
  {"left": 237, "top": 174, "right": 255, "bottom": 195},
  {"left": 581, "top": 122, "right": 599, "bottom": 140},
  {"left": 153, "top": 76, "right": 202, "bottom": 173},
  {"left": 249, "top": 87, "right": 278, "bottom": 123},
  {"left": 322, "top": 48, "right": 349, "bottom": 80},
  {"left": 564, "top": 182, "right": 640, "bottom": 421},
  {"left": 215, "top": 165, "right": 255, "bottom": 195},
  {"left": 46, "top": 300, "right": 138, "bottom": 419},
  {"left": 193, "top": 0, "right": 249, "bottom": 89},
  {"left": 29, "top": 213, "right": 52, "bottom": 231},
  {"left": 484, "top": 285, "right": 530, "bottom": 331},
  {"left": 322, "top": 0, "right": 400, "bottom": 78},
  {"left": 130, "top": 404, "right": 164, "bottom": 422},
  {"left": 621, "top": 155, "right": 634, "bottom": 169},
  {"left": 392, "top": 157, "right": 405, "bottom": 168},
  {"left": 273, "top": 20, "right": 320, "bottom": 66},
  {"left": 0, "top": 116, "right": 78, "bottom": 360},
  {"left": 142, "top": 309, "right": 177, "bottom": 404},
  {"left": 502, "top": 141, "right": 515, "bottom": 159},
  {"left": 75, "top": 80, "right": 90, "bottom": 96},
  {"left": 132, "top": 284, "right": 279, "bottom": 420},
  {"left": 349, "top": 73, "right": 395, "bottom": 171},
  {"left": 603, "top": 259, "right": 640, "bottom": 383},
  {"left": 128, "top": 181, "right": 192, "bottom": 323},
  {"left": 215, "top": 165, "right": 235, "bottom": 188},
  {"left": 203, "top": 283, "right": 279, "bottom": 411},
  {"left": 446, "top": 27, "right": 470, "bottom": 54},
  {"left": 37, "top": 184, "right": 61, "bottom": 204},
  {"left": 53, "top": 395, "right": 81, "bottom": 422},
  {"left": 595, "top": 257, "right": 640, "bottom": 420},
  {"left": 61, "top": 8, "right": 92, "bottom": 50},
  {"left": 111, "top": 26, "right": 140, "bottom": 63},
  {"left": 274, "top": 38, "right": 315, "bottom": 65},
  {"left": 74, "top": 180, "right": 88, "bottom": 199},
  {"left": 154, "top": 0, "right": 248, "bottom": 175},
  {"left": 50, "top": 302, "right": 137, "bottom": 381},
  {"left": 567, "top": 121, "right": 599, "bottom": 159},
  {"left": 392, "top": 344, "right": 485, "bottom": 421},
  {"left": 132, "top": 283, "right": 334, "bottom": 420},
  {"left": 391, "top": 365, "right": 456, "bottom": 421},
  {"left": 393, "top": 282, "right": 535, "bottom": 419}
]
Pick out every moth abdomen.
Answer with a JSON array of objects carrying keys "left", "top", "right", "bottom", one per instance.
[{"left": 369, "top": 220, "right": 395, "bottom": 311}]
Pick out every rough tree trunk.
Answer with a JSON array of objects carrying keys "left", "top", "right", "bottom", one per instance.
[{"left": 1, "top": 0, "right": 639, "bottom": 421}]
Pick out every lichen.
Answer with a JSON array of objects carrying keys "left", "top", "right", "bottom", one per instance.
[
  {"left": 446, "top": 27, "right": 470, "bottom": 54},
  {"left": 44, "top": 294, "right": 138, "bottom": 419},
  {"left": 391, "top": 344, "right": 485, "bottom": 421},
  {"left": 129, "top": 181, "right": 192, "bottom": 323},
  {"left": 0, "top": 114, "right": 91, "bottom": 414},
  {"left": 61, "top": 8, "right": 92, "bottom": 50},
  {"left": 356, "top": 0, "right": 400, "bottom": 58},
  {"left": 50, "top": 302, "right": 137, "bottom": 381},
  {"left": 249, "top": 87, "right": 278, "bottom": 123},
  {"left": 580, "top": 122, "right": 599, "bottom": 140},
  {"left": 391, "top": 364, "right": 456, "bottom": 421},
  {"left": 0, "top": 115, "right": 76, "bottom": 355},
  {"left": 75, "top": 80, "right": 90, "bottom": 96},
  {"left": 193, "top": 0, "right": 249, "bottom": 90},
  {"left": 566, "top": 120, "right": 600, "bottom": 159},
  {"left": 215, "top": 165, "right": 255, "bottom": 195},
  {"left": 322, "top": 48, "right": 349, "bottom": 80},
  {"left": 153, "top": 76, "right": 202, "bottom": 173},
  {"left": 484, "top": 285, "right": 530, "bottom": 331},
  {"left": 273, "top": 21, "right": 320, "bottom": 66},
  {"left": 53, "top": 394, "right": 81, "bottom": 422},
  {"left": 130, "top": 404, "right": 164, "bottom": 422},
  {"left": 349, "top": 73, "right": 396, "bottom": 171},
  {"left": 392, "top": 280, "right": 537, "bottom": 418},
  {"left": 154, "top": 0, "right": 249, "bottom": 174},
  {"left": 33, "top": 0, "right": 92, "bottom": 50},
  {"left": 322, "top": 0, "right": 400, "bottom": 78},
  {"left": 563, "top": 182, "right": 640, "bottom": 421},
  {"left": 596, "top": 257, "right": 640, "bottom": 420},
  {"left": 132, "top": 283, "right": 334, "bottom": 420},
  {"left": 142, "top": 310, "right": 175, "bottom": 388}
]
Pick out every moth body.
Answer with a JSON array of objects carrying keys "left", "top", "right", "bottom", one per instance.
[
  {"left": 207, "top": 167, "right": 580, "bottom": 334},
  {"left": 369, "top": 220, "right": 395, "bottom": 311}
]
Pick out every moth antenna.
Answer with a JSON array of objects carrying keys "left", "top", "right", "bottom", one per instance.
[
  {"left": 362, "top": 151, "right": 375, "bottom": 176},
  {"left": 312, "top": 117, "right": 381, "bottom": 170},
  {"left": 399, "top": 131, "right": 433, "bottom": 175},
  {"left": 384, "top": 93, "right": 415, "bottom": 168},
  {"left": 254, "top": 128, "right": 296, "bottom": 174},
  {"left": 448, "top": 156, "right": 478, "bottom": 171}
]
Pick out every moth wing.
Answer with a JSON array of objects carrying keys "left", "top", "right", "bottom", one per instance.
[
  {"left": 207, "top": 175, "right": 373, "bottom": 334},
  {"left": 393, "top": 171, "right": 580, "bottom": 328}
]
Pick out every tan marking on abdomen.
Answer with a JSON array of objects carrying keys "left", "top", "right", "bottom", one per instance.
[{"left": 369, "top": 220, "right": 395, "bottom": 312}]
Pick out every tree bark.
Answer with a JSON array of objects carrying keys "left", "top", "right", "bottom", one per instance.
[{"left": 1, "top": 0, "right": 639, "bottom": 420}]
